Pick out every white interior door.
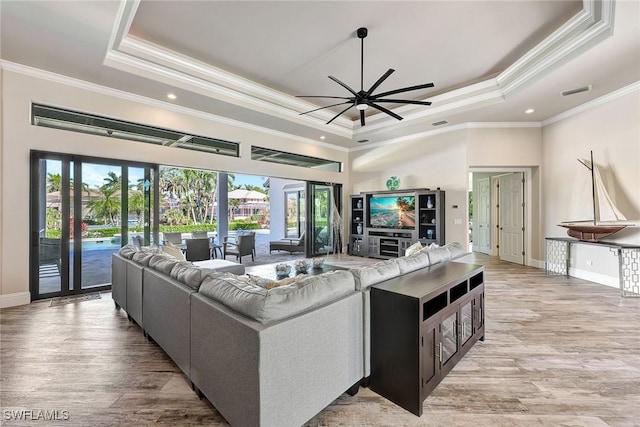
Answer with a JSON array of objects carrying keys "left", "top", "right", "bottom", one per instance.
[
  {"left": 478, "top": 177, "right": 492, "bottom": 255},
  {"left": 499, "top": 173, "right": 524, "bottom": 264}
]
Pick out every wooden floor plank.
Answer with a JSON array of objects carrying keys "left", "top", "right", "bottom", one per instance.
[{"left": 2, "top": 253, "right": 639, "bottom": 426}]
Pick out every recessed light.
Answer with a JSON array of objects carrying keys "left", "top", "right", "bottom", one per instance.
[
  {"left": 525, "top": 108, "right": 535, "bottom": 114},
  {"left": 432, "top": 120, "right": 448, "bottom": 126},
  {"left": 320, "top": 135, "right": 326, "bottom": 140},
  {"left": 167, "top": 93, "right": 177, "bottom": 100}
]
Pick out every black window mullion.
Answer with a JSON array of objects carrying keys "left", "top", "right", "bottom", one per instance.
[
  {"left": 72, "top": 161, "right": 82, "bottom": 292},
  {"left": 60, "top": 161, "right": 71, "bottom": 295},
  {"left": 121, "top": 167, "right": 129, "bottom": 247}
]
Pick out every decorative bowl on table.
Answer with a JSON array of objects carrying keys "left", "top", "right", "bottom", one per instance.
[
  {"left": 311, "top": 257, "right": 324, "bottom": 269},
  {"left": 294, "top": 259, "right": 309, "bottom": 274},
  {"left": 274, "top": 263, "right": 292, "bottom": 277}
]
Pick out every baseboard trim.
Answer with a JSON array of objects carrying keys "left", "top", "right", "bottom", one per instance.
[
  {"left": 0, "top": 292, "right": 31, "bottom": 308},
  {"left": 569, "top": 268, "right": 618, "bottom": 289},
  {"left": 530, "top": 259, "right": 545, "bottom": 269}
]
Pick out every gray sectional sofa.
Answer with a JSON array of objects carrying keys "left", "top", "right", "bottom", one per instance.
[{"left": 110, "top": 241, "right": 468, "bottom": 426}]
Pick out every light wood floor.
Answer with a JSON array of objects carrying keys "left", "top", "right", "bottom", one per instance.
[{"left": 1, "top": 254, "right": 639, "bottom": 426}]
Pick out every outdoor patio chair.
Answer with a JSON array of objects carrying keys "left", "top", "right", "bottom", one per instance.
[
  {"left": 39, "top": 237, "right": 61, "bottom": 274},
  {"left": 269, "top": 232, "right": 305, "bottom": 254},
  {"left": 131, "top": 235, "right": 143, "bottom": 250},
  {"left": 223, "top": 233, "right": 255, "bottom": 263},
  {"left": 163, "top": 232, "right": 183, "bottom": 245},
  {"left": 191, "top": 231, "right": 209, "bottom": 240},
  {"left": 185, "top": 238, "right": 211, "bottom": 262}
]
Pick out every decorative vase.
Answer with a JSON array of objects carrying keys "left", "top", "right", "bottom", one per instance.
[
  {"left": 427, "top": 229, "right": 434, "bottom": 239},
  {"left": 356, "top": 223, "right": 363, "bottom": 234},
  {"left": 426, "top": 196, "right": 434, "bottom": 209},
  {"left": 386, "top": 176, "right": 400, "bottom": 191},
  {"left": 356, "top": 199, "right": 362, "bottom": 209},
  {"left": 294, "top": 259, "right": 309, "bottom": 274}
]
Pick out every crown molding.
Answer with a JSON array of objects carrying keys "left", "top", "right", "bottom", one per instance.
[
  {"left": 542, "top": 80, "right": 640, "bottom": 126},
  {"left": 1, "top": 60, "right": 348, "bottom": 152},
  {"left": 350, "top": 121, "right": 542, "bottom": 152},
  {"left": 498, "top": 0, "right": 614, "bottom": 96},
  {"left": 102, "top": 0, "right": 615, "bottom": 140}
]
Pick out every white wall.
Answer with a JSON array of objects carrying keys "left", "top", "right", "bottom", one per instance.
[
  {"left": 542, "top": 90, "right": 640, "bottom": 286},
  {"left": 0, "top": 69, "right": 349, "bottom": 300},
  {"left": 350, "top": 130, "right": 470, "bottom": 245}
]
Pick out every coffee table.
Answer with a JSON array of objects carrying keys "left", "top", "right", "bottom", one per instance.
[{"left": 245, "top": 261, "right": 346, "bottom": 281}]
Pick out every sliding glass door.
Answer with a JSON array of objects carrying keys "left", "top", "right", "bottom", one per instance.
[{"left": 30, "top": 152, "right": 157, "bottom": 300}]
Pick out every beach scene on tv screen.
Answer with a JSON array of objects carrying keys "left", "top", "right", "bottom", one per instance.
[{"left": 369, "top": 196, "right": 416, "bottom": 228}]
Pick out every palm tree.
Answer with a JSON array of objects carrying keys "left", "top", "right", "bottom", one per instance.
[
  {"left": 46, "top": 173, "right": 62, "bottom": 193},
  {"left": 87, "top": 185, "right": 121, "bottom": 225}
]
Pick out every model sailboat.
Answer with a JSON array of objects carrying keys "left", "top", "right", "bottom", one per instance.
[{"left": 559, "top": 151, "right": 629, "bottom": 242}]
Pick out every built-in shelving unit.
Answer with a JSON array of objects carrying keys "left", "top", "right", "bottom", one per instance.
[{"left": 348, "top": 189, "right": 445, "bottom": 258}]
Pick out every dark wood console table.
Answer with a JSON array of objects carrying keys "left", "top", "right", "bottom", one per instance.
[
  {"left": 545, "top": 237, "right": 640, "bottom": 297},
  {"left": 369, "top": 262, "right": 485, "bottom": 416}
]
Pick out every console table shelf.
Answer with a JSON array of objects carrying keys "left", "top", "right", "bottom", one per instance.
[
  {"left": 545, "top": 237, "right": 640, "bottom": 297},
  {"left": 369, "top": 262, "right": 485, "bottom": 416}
]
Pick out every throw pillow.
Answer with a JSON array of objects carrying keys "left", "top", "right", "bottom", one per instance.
[
  {"left": 404, "top": 241, "right": 423, "bottom": 256},
  {"left": 119, "top": 244, "right": 138, "bottom": 259},
  {"left": 162, "top": 243, "right": 186, "bottom": 261},
  {"left": 264, "top": 275, "right": 307, "bottom": 290}
]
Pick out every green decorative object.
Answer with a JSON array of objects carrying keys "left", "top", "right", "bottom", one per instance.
[{"left": 386, "top": 176, "right": 400, "bottom": 191}]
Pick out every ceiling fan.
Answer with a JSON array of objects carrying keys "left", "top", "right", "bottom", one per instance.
[{"left": 298, "top": 27, "right": 434, "bottom": 126}]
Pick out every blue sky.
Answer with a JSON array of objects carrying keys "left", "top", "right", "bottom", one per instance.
[{"left": 46, "top": 160, "right": 266, "bottom": 189}]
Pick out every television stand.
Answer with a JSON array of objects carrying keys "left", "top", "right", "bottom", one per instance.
[{"left": 368, "top": 230, "right": 414, "bottom": 259}]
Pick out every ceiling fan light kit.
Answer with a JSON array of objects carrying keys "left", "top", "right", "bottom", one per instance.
[{"left": 298, "top": 27, "right": 434, "bottom": 126}]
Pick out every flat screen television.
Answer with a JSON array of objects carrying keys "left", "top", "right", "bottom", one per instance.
[{"left": 367, "top": 195, "right": 416, "bottom": 229}]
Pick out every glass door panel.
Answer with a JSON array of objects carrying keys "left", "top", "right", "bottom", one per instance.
[
  {"left": 461, "top": 300, "right": 473, "bottom": 345},
  {"left": 306, "top": 183, "right": 341, "bottom": 257},
  {"left": 36, "top": 159, "right": 64, "bottom": 295},
  {"left": 125, "top": 166, "right": 155, "bottom": 246},
  {"left": 80, "top": 163, "right": 123, "bottom": 289},
  {"left": 441, "top": 311, "right": 458, "bottom": 364}
]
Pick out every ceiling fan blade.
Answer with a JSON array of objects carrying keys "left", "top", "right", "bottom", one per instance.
[
  {"left": 368, "top": 102, "right": 404, "bottom": 121},
  {"left": 299, "top": 101, "right": 353, "bottom": 116},
  {"left": 329, "top": 76, "right": 358, "bottom": 96},
  {"left": 326, "top": 104, "right": 354, "bottom": 125},
  {"left": 371, "top": 82, "right": 435, "bottom": 99},
  {"left": 360, "top": 110, "right": 365, "bottom": 127},
  {"left": 296, "top": 95, "right": 353, "bottom": 100},
  {"left": 373, "top": 99, "right": 432, "bottom": 106},
  {"left": 366, "top": 68, "right": 395, "bottom": 95}
]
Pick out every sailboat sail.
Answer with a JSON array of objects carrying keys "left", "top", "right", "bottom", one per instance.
[{"left": 592, "top": 162, "right": 626, "bottom": 222}]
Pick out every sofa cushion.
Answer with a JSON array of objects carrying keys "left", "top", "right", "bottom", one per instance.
[
  {"left": 192, "top": 259, "right": 245, "bottom": 275},
  {"left": 396, "top": 251, "right": 431, "bottom": 274},
  {"left": 148, "top": 254, "right": 180, "bottom": 275},
  {"left": 404, "top": 241, "right": 423, "bottom": 256},
  {"left": 170, "top": 262, "right": 218, "bottom": 290},
  {"left": 198, "top": 270, "right": 355, "bottom": 323},
  {"left": 119, "top": 244, "right": 138, "bottom": 259},
  {"left": 131, "top": 251, "right": 155, "bottom": 266},
  {"left": 423, "top": 246, "right": 452, "bottom": 265},
  {"left": 351, "top": 259, "right": 400, "bottom": 290},
  {"left": 445, "top": 242, "right": 466, "bottom": 259}
]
